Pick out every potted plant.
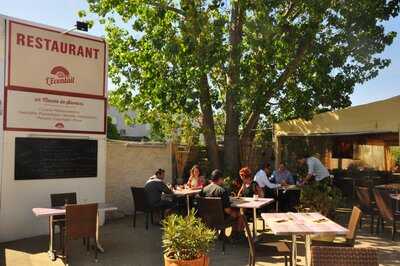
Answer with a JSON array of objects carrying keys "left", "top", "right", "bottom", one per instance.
[{"left": 162, "top": 210, "right": 216, "bottom": 266}]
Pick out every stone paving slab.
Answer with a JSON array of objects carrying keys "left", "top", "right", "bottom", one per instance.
[{"left": 0, "top": 217, "right": 399, "bottom": 266}]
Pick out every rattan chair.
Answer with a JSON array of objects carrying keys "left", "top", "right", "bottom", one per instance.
[
  {"left": 312, "top": 206, "right": 362, "bottom": 247},
  {"left": 197, "top": 197, "right": 236, "bottom": 253},
  {"left": 50, "top": 192, "right": 77, "bottom": 249},
  {"left": 311, "top": 246, "right": 378, "bottom": 266},
  {"left": 373, "top": 188, "right": 400, "bottom": 240},
  {"left": 131, "top": 187, "right": 161, "bottom": 230},
  {"left": 355, "top": 186, "right": 380, "bottom": 234},
  {"left": 242, "top": 214, "right": 291, "bottom": 266},
  {"left": 64, "top": 203, "right": 98, "bottom": 265}
]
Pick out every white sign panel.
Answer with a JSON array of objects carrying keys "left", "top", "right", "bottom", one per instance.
[
  {"left": 8, "top": 20, "right": 106, "bottom": 96},
  {"left": 5, "top": 90, "right": 105, "bottom": 133}
]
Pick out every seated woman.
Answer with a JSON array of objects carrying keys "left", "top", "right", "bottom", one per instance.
[
  {"left": 237, "top": 167, "right": 264, "bottom": 198},
  {"left": 186, "top": 164, "right": 205, "bottom": 189}
]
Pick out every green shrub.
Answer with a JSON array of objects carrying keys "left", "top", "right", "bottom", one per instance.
[
  {"left": 162, "top": 210, "right": 216, "bottom": 261},
  {"left": 107, "top": 116, "right": 120, "bottom": 139},
  {"left": 298, "top": 181, "right": 342, "bottom": 217}
]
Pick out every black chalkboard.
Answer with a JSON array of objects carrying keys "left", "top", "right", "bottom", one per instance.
[{"left": 15, "top": 138, "right": 98, "bottom": 180}]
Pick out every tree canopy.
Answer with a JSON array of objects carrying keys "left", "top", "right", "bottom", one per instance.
[{"left": 82, "top": 0, "right": 399, "bottom": 176}]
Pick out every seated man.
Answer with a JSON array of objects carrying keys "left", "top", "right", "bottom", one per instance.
[
  {"left": 254, "top": 162, "right": 281, "bottom": 199},
  {"left": 200, "top": 169, "right": 244, "bottom": 240},
  {"left": 144, "top": 169, "right": 175, "bottom": 216},
  {"left": 272, "top": 162, "right": 294, "bottom": 185},
  {"left": 272, "top": 163, "right": 298, "bottom": 211}
]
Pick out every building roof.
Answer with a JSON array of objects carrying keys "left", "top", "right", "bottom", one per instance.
[{"left": 274, "top": 95, "right": 400, "bottom": 137}]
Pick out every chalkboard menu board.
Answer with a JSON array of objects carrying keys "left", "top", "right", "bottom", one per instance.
[{"left": 15, "top": 138, "right": 98, "bottom": 180}]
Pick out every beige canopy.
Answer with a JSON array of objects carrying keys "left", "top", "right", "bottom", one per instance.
[{"left": 274, "top": 95, "right": 400, "bottom": 138}]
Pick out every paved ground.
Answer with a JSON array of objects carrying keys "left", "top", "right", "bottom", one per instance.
[{"left": 1, "top": 215, "right": 399, "bottom": 266}]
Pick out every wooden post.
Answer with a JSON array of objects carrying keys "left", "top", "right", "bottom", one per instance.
[{"left": 275, "top": 136, "right": 281, "bottom": 169}]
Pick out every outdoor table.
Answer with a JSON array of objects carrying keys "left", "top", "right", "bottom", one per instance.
[
  {"left": 173, "top": 188, "right": 202, "bottom": 215},
  {"left": 261, "top": 212, "right": 348, "bottom": 266},
  {"left": 230, "top": 197, "right": 274, "bottom": 239},
  {"left": 32, "top": 203, "right": 118, "bottom": 261}
]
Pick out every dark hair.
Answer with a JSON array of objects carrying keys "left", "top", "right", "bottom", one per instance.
[
  {"left": 210, "top": 169, "right": 223, "bottom": 181},
  {"left": 155, "top": 168, "right": 165, "bottom": 176},
  {"left": 299, "top": 152, "right": 311, "bottom": 159}
]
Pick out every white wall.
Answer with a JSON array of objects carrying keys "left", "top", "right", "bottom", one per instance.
[
  {"left": 0, "top": 132, "right": 107, "bottom": 242},
  {"left": 106, "top": 141, "right": 173, "bottom": 215}
]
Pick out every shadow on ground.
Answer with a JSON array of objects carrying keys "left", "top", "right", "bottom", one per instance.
[{"left": 0, "top": 216, "right": 399, "bottom": 266}]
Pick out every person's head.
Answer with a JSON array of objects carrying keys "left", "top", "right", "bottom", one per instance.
[
  {"left": 297, "top": 152, "right": 311, "bottom": 165},
  {"left": 278, "top": 162, "right": 286, "bottom": 172},
  {"left": 263, "top": 162, "right": 272, "bottom": 173},
  {"left": 239, "top": 167, "right": 252, "bottom": 185},
  {"left": 210, "top": 169, "right": 224, "bottom": 185},
  {"left": 155, "top": 168, "right": 165, "bottom": 180},
  {"left": 190, "top": 164, "right": 201, "bottom": 178}
]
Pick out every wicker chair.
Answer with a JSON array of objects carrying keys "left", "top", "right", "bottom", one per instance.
[
  {"left": 197, "top": 197, "right": 236, "bottom": 253},
  {"left": 355, "top": 186, "right": 380, "bottom": 234},
  {"left": 312, "top": 206, "right": 362, "bottom": 247},
  {"left": 311, "top": 246, "right": 378, "bottom": 266},
  {"left": 50, "top": 192, "right": 77, "bottom": 249},
  {"left": 242, "top": 214, "right": 291, "bottom": 266},
  {"left": 373, "top": 188, "right": 400, "bottom": 240},
  {"left": 130, "top": 187, "right": 160, "bottom": 230},
  {"left": 64, "top": 203, "right": 98, "bottom": 265}
]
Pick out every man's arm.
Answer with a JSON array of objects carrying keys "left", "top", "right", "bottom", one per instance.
[
  {"left": 161, "top": 182, "right": 173, "bottom": 194},
  {"left": 265, "top": 176, "right": 281, "bottom": 189},
  {"left": 303, "top": 159, "right": 315, "bottom": 183}
]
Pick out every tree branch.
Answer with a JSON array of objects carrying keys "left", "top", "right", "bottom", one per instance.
[
  {"left": 147, "top": 2, "right": 186, "bottom": 17},
  {"left": 241, "top": 16, "right": 324, "bottom": 140}
]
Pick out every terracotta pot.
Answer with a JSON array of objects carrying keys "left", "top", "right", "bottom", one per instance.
[{"left": 164, "top": 254, "right": 209, "bottom": 266}]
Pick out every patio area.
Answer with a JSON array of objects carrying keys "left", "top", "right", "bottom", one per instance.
[{"left": 1, "top": 216, "right": 399, "bottom": 266}]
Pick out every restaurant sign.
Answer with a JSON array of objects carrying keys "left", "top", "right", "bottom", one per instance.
[
  {"left": 3, "top": 19, "right": 107, "bottom": 134},
  {"left": 8, "top": 20, "right": 106, "bottom": 97}
]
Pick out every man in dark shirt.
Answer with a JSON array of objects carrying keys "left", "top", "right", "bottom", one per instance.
[
  {"left": 200, "top": 169, "right": 244, "bottom": 240},
  {"left": 144, "top": 169, "right": 175, "bottom": 215}
]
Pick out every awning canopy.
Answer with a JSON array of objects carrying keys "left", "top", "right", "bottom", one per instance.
[{"left": 274, "top": 95, "right": 400, "bottom": 138}]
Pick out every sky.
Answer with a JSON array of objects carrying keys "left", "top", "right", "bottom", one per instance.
[{"left": 1, "top": 0, "right": 399, "bottom": 106}]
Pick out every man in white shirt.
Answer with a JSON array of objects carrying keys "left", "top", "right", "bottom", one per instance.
[
  {"left": 298, "top": 154, "right": 330, "bottom": 183},
  {"left": 254, "top": 162, "right": 281, "bottom": 189}
]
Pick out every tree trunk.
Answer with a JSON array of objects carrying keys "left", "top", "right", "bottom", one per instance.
[
  {"left": 240, "top": 111, "right": 260, "bottom": 167},
  {"left": 239, "top": 20, "right": 320, "bottom": 167},
  {"left": 224, "top": 1, "right": 244, "bottom": 177},
  {"left": 199, "top": 75, "right": 220, "bottom": 170}
]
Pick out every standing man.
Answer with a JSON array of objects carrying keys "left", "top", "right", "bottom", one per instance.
[{"left": 298, "top": 153, "right": 330, "bottom": 185}]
